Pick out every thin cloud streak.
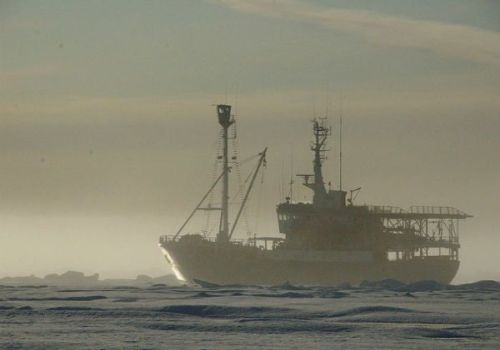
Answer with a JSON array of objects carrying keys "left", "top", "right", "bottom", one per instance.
[
  {"left": 214, "top": 0, "right": 500, "bottom": 67},
  {"left": 1, "top": 86, "right": 498, "bottom": 124}
]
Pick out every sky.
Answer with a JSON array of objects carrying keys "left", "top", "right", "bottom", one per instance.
[{"left": 0, "top": 0, "right": 499, "bottom": 282}]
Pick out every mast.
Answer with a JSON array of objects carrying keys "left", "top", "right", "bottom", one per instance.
[
  {"left": 216, "top": 104, "right": 234, "bottom": 243},
  {"left": 297, "top": 118, "right": 333, "bottom": 207},
  {"left": 311, "top": 119, "right": 329, "bottom": 205}
]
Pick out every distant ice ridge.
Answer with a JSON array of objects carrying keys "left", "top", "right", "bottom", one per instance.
[
  {"left": 2, "top": 272, "right": 499, "bottom": 293},
  {"left": 0, "top": 270, "right": 180, "bottom": 287}
]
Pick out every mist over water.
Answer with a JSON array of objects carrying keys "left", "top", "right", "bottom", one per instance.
[
  {"left": 0, "top": 215, "right": 496, "bottom": 283},
  {"left": 0, "top": 108, "right": 498, "bottom": 282}
]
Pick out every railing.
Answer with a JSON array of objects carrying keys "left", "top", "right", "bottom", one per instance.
[
  {"left": 159, "top": 234, "right": 270, "bottom": 248},
  {"left": 160, "top": 234, "right": 217, "bottom": 244},
  {"left": 366, "top": 205, "right": 407, "bottom": 214},
  {"left": 366, "top": 205, "right": 470, "bottom": 218},
  {"left": 159, "top": 235, "right": 174, "bottom": 245},
  {"left": 409, "top": 206, "right": 468, "bottom": 216}
]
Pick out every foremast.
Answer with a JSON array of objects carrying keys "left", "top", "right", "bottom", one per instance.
[
  {"left": 216, "top": 105, "right": 234, "bottom": 243},
  {"left": 170, "top": 104, "right": 267, "bottom": 243}
]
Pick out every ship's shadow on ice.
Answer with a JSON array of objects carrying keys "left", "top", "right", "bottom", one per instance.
[{"left": 408, "top": 328, "right": 479, "bottom": 339}]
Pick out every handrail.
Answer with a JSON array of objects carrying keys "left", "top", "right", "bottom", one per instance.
[{"left": 366, "top": 205, "right": 471, "bottom": 218}]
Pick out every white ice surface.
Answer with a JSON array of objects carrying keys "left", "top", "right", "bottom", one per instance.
[{"left": 1, "top": 283, "right": 499, "bottom": 349}]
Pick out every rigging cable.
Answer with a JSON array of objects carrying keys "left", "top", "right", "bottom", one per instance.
[
  {"left": 230, "top": 121, "right": 251, "bottom": 237},
  {"left": 203, "top": 128, "right": 223, "bottom": 236},
  {"left": 253, "top": 158, "right": 266, "bottom": 237}
]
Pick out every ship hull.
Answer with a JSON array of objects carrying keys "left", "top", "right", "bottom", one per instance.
[{"left": 161, "top": 241, "right": 459, "bottom": 286}]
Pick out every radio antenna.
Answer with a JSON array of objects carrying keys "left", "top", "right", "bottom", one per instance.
[{"left": 339, "top": 96, "right": 343, "bottom": 191}]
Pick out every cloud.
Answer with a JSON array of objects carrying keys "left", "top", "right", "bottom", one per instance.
[
  {"left": 1, "top": 84, "right": 498, "bottom": 126},
  {"left": 0, "top": 94, "right": 221, "bottom": 123},
  {"left": 0, "top": 64, "right": 56, "bottom": 82},
  {"left": 213, "top": 0, "right": 500, "bottom": 67}
]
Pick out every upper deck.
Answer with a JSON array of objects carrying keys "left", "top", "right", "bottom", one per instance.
[{"left": 278, "top": 202, "right": 471, "bottom": 219}]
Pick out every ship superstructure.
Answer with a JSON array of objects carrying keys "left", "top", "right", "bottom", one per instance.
[{"left": 159, "top": 106, "right": 471, "bottom": 285}]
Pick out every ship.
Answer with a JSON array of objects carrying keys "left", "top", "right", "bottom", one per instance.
[{"left": 159, "top": 104, "right": 471, "bottom": 286}]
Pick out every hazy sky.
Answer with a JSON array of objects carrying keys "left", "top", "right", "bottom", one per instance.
[{"left": 1, "top": 0, "right": 499, "bottom": 282}]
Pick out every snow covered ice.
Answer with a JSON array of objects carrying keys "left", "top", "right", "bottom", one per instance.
[{"left": 1, "top": 282, "right": 499, "bottom": 349}]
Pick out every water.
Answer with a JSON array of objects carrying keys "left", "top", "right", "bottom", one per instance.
[{"left": 1, "top": 283, "right": 499, "bottom": 349}]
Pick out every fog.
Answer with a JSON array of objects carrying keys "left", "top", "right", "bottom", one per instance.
[{"left": 0, "top": 0, "right": 499, "bottom": 283}]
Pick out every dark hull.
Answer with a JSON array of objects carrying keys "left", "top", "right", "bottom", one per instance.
[{"left": 161, "top": 241, "right": 459, "bottom": 286}]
